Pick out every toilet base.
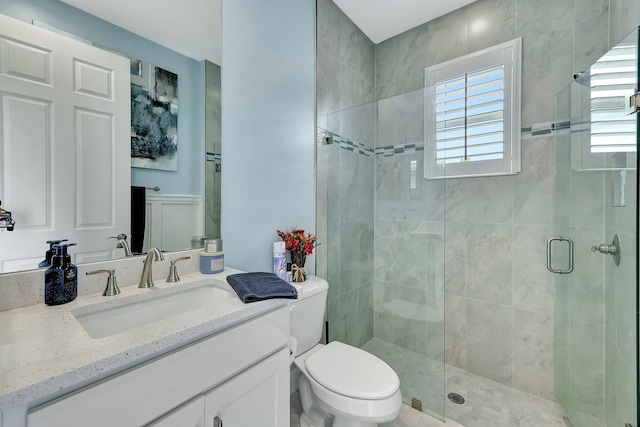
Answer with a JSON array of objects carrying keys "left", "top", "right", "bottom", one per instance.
[
  {"left": 298, "top": 367, "right": 392, "bottom": 427},
  {"left": 332, "top": 418, "right": 377, "bottom": 427},
  {"left": 300, "top": 411, "right": 378, "bottom": 427},
  {"left": 300, "top": 412, "right": 325, "bottom": 427},
  {"left": 300, "top": 410, "right": 378, "bottom": 427},
  {"left": 299, "top": 374, "right": 332, "bottom": 427}
]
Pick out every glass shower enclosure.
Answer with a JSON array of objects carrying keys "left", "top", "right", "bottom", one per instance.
[
  {"left": 316, "top": 88, "right": 447, "bottom": 420},
  {"left": 553, "top": 29, "right": 638, "bottom": 427},
  {"left": 316, "top": 25, "right": 638, "bottom": 427}
]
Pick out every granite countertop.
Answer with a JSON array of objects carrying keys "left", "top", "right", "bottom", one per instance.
[{"left": 0, "top": 268, "right": 287, "bottom": 413}]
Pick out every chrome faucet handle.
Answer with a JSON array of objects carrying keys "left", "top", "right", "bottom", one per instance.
[
  {"left": 86, "top": 269, "right": 120, "bottom": 296},
  {"left": 166, "top": 256, "right": 191, "bottom": 283}
]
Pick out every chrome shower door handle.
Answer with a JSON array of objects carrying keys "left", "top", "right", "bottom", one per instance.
[{"left": 547, "top": 236, "right": 574, "bottom": 274}]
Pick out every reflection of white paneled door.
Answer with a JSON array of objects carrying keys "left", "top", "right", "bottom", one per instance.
[
  {"left": 143, "top": 195, "right": 204, "bottom": 253},
  {"left": 0, "top": 14, "right": 130, "bottom": 272}
]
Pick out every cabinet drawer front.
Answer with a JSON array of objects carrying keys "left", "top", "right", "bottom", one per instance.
[
  {"left": 205, "top": 348, "right": 290, "bottom": 427},
  {"left": 28, "top": 307, "right": 288, "bottom": 427}
]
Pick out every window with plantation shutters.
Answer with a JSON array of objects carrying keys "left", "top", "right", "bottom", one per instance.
[
  {"left": 589, "top": 44, "right": 637, "bottom": 154},
  {"left": 571, "top": 38, "right": 637, "bottom": 171},
  {"left": 425, "top": 39, "right": 522, "bottom": 179}
]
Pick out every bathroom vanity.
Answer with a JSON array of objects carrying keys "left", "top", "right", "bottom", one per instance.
[{"left": 0, "top": 268, "right": 290, "bottom": 427}]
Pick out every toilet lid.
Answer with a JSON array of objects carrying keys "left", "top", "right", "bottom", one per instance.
[{"left": 305, "top": 341, "right": 400, "bottom": 399}]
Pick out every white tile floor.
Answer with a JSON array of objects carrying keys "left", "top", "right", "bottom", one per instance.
[{"left": 291, "top": 338, "right": 573, "bottom": 427}]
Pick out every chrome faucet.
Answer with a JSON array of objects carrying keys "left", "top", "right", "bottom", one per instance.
[
  {"left": 139, "top": 248, "right": 164, "bottom": 288},
  {"left": 109, "top": 234, "right": 133, "bottom": 257}
]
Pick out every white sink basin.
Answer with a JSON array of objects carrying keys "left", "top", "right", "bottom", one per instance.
[{"left": 73, "top": 283, "right": 237, "bottom": 339}]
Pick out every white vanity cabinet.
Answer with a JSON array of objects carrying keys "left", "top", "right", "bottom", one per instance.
[
  {"left": 203, "top": 347, "right": 288, "bottom": 427},
  {"left": 148, "top": 396, "right": 205, "bottom": 427},
  {"left": 27, "top": 307, "right": 289, "bottom": 427},
  {"left": 150, "top": 348, "right": 289, "bottom": 427}
]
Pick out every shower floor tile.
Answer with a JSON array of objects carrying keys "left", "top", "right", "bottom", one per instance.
[
  {"left": 444, "top": 364, "right": 570, "bottom": 427},
  {"left": 292, "top": 338, "right": 573, "bottom": 427}
]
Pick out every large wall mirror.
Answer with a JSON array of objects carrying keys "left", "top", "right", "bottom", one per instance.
[{"left": 0, "top": 0, "right": 222, "bottom": 274}]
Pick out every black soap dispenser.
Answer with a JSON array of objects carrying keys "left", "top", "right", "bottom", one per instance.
[
  {"left": 38, "top": 239, "right": 69, "bottom": 268},
  {"left": 44, "top": 243, "right": 77, "bottom": 305}
]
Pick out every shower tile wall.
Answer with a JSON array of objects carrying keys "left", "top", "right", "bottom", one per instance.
[
  {"left": 317, "top": 108, "right": 376, "bottom": 348},
  {"left": 602, "top": 10, "right": 640, "bottom": 423},
  {"left": 316, "top": 0, "right": 375, "bottom": 116},
  {"left": 316, "top": 0, "right": 377, "bottom": 348},
  {"left": 205, "top": 61, "right": 221, "bottom": 238},
  {"left": 604, "top": 167, "right": 637, "bottom": 426}
]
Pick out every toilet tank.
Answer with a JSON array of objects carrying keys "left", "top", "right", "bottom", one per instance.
[{"left": 290, "top": 276, "right": 329, "bottom": 356}]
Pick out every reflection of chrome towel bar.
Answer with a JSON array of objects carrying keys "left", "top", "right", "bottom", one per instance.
[
  {"left": 0, "top": 200, "right": 15, "bottom": 231},
  {"left": 146, "top": 187, "right": 160, "bottom": 192},
  {"left": 206, "top": 152, "right": 222, "bottom": 173}
]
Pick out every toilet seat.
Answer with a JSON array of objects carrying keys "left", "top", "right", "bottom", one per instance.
[{"left": 305, "top": 341, "right": 400, "bottom": 400}]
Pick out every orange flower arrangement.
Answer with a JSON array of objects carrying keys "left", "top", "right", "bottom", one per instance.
[
  {"left": 277, "top": 228, "right": 318, "bottom": 282},
  {"left": 276, "top": 228, "right": 318, "bottom": 256}
]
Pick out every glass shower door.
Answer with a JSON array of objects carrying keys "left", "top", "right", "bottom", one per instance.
[
  {"left": 317, "top": 89, "right": 447, "bottom": 421},
  {"left": 552, "top": 29, "right": 638, "bottom": 427}
]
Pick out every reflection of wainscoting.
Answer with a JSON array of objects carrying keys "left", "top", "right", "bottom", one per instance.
[{"left": 143, "top": 195, "right": 204, "bottom": 253}]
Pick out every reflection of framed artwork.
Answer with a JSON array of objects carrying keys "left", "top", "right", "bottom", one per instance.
[{"left": 130, "top": 59, "right": 178, "bottom": 171}]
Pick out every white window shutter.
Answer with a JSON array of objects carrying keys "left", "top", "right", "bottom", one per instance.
[
  {"left": 426, "top": 38, "right": 522, "bottom": 179},
  {"left": 590, "top": 44, "right": 637, "bottom": 154}
]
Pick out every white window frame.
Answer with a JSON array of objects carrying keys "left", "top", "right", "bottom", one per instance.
[{"left": 425, "top": 38, "right": 522, "bottom": 179}]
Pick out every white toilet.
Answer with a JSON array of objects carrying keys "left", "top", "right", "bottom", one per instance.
[{"left": 290, "top": 277, "right": 402, "bottom": 427}]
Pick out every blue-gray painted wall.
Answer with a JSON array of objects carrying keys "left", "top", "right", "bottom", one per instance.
[{"left": 221, "top": 0, "right": 316, "bottom": 272}]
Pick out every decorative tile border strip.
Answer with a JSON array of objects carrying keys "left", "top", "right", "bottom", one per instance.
[
  {"left": 374, "top": 144, "right": 424, "bottom": 157},
  {"left": 206, "top": 152, "right": 221, "bottom": 163},
  {"left": 323, "top": 131, "right": 375, "bottom": 157},
  {"left": 553, "top": 120, "right": 572, "bottom": 133},
  {"left": 319, "top": 119, "right": 577, "bottom": 160},
  {"left": 521, "top": 120, "right": 572, "bottom": 139}
]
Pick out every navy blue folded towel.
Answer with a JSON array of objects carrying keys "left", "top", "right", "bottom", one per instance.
[{"left": 226, "top": 272, "right": 298, "bottom": 303}]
